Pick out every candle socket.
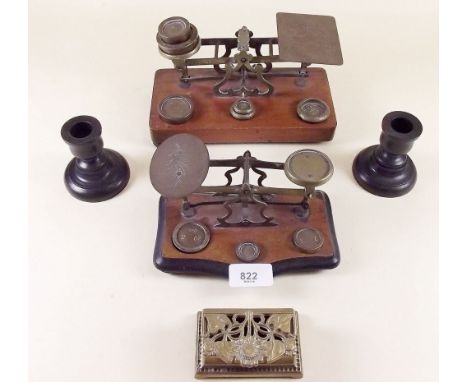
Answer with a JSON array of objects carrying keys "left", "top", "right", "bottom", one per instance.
[
  {"left": 61, "top": 115, "right": 130, "bottom": 202},
  {"left": 352, "top": 111, "right": 423, "bottom": 197}
]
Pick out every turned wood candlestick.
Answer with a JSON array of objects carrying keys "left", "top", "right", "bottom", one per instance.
[
  {"left": 352, "top": 111, "right": 423, "bottom": 197},
  {"left": 61, "top": 115, "right": 130, "bottom": 202}
]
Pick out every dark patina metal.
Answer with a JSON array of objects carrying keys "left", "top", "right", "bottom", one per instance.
[
  {"left": 296, "top": 98, "right": 330, "bottom": 123},
  {"left": 150, "top": 133, "right": 209, "bottom": 199},
  {"left": 235, "top": 242, "right": 261, "bottom": 262},
  {"left": 157, "top": 16, "right": 191, "bottom": 44},
  {"left": 157, "top": 18, "right": 200, "bottom": 58},
  {"left": 293, "top": 228, "right": 324, "bottom": 253},
  {"left": 230, "top": 98, "right": 256, "bottom": 120},
  {"left": 158, "top": 95, "right": 194, "bottom": 124},
  {"left": 156, "top": 13, "right": 342, "bottom": 99},
  {"left": 276, "top": 13, "right": 343, "bottom": 65},
  {"left": 150, "top": 134, "right": 334, "bottom": 228},
  {"left": 284, "top": 149, "right": 334, "bottom": 196},
  {"left": 172, "top": 221, "right": 211, "bottom": 253}
]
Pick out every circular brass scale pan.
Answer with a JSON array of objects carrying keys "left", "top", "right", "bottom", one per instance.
[
  {"left": 150, "top": 134, "right": 210, "bottom": 198},
  {"left": 296, "top": 98, "right": 330, "bottom": 123},
  {"left": 293, "top": 228, "right": 324, "bottom": 253},
  {"left": 158, "top": 95, "right": 194, "bottom": 124},
  {"left": 284, "top": 149, "right": 334, "bottom": 188},
  {"left": 236, "top": 242, "right": 260, "bottom": 262},
  {"left": 172, "top": 221, "right": 211, "bottom": 253}
]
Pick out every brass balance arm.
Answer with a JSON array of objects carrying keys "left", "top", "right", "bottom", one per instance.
[{"left": 194, "top": 184, "right": 307, "bottom": 198}]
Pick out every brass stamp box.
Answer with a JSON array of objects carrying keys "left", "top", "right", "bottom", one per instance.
[{"left": 195, "top": 309, "right": 303, "bottom": 378}]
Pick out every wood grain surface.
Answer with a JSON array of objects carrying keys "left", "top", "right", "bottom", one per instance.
[
  {"left": 149, "top": 68, "right": 337, "bottom": 144},
  {"left": 153, "top": 191, "right": 340, "bottom": 276}
]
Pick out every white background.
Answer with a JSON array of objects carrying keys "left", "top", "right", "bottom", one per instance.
[{"left": 26, "top": 1, "right": 438, "bottom": 381}]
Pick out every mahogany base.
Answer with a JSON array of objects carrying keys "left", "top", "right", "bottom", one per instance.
[
  {"left": 149, "top": 68, "right": 337, "bottom": 144},
  {"left": 153, "top": 191, "right": 340, "bottom": 277}
]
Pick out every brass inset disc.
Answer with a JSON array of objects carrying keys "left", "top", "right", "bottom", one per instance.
[
  {"left": 284, "top": 149, "right": 333, "bottom": 187},
  {"left": 230, "top": 98, "right": 256, "bottom": 120},
  {"left": 235, "top": 242, "right": 260, "bottom": 262},
  {"left": 296, "top": 98, "right": 330, "bottom": 123},
  {"left": 293, "top": 228, "right": 324, "bottom": 253},
  {"left": 172, "top": 221, "right": 211, "bottom": 253},
  {"left": 159, "top": 95, "right": 194, "bottom": 124},
  {"left": 150, "top": 134, "right": 209, "bottom": 198},
  {"left": 158, "top": 16, "right": 191, "bottom": 44}
]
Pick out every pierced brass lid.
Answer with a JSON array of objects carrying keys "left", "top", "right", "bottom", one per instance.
[
  {"left": 284, "top": 149, "right": 333, "bottom": 188},
  {"left": 196, "top": 308, "right": 302, "bottom": 379},
  {"left": 150, "top": 133, "right": 209, "bottom": 198}
]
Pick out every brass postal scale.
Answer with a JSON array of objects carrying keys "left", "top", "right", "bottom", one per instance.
[
  {"left": 150, "top": 134, "right": 339, "bottom": 276},
  {"left": 149, "top": 12, "right": 343, "bottom": 144}
]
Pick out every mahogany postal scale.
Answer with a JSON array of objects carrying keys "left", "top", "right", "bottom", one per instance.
[
  {"left": 150, "top": 133, "right": 340, "bottom": 276},
  {"left": 149, "top": 12, "right": 343, "bottom": 144}
]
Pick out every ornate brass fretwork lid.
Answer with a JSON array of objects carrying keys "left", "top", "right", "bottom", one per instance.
[{"left": 196, "top": 308, "right": 303, "bottom": 378}]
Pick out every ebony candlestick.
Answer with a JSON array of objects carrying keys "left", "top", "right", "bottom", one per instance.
[
  {"left": 352, "top": 111, "right": 423, "bottom": 197},
  {"left": 61, "top": 115, "right": 130, "bottom": 202}
]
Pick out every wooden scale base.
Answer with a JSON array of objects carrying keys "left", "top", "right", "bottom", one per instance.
[
  {"left": 153, "top": 191, "right": 340, "bottom": 277},
  {"left": 149, "top": 68, "right": 337, "bottom": 145}
]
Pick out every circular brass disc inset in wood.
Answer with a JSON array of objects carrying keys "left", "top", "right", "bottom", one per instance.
[
  {"left": 296, "top": 98, "right": 330, "bottom": 123},
  {"left": 284, "top": 149, "right": 333, "bottom": 188},
  {"left": 293, "top": 228, "right": 324, "bottom": 253},
  {"left": 150, "top": 134, "right": 209, "bottom": 198},
  {"left": 236, "top": 242, "right": 260, "bottom": 262},
  {"left": 172, "top": 221, "right": 211, "bottom": 253},
  {"left": 158, "top": 95, "right": 194, "bottom": 124},
  {"left": 230, "top": 98, "right": 256, "bottom": 120},
  {"left": 158, "top": 16, "right": 191, "bottom": 44}
]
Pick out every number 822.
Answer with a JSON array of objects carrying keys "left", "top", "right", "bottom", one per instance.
[{"left": 240, "top": 272, "right": 257, "bottom": 281}]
